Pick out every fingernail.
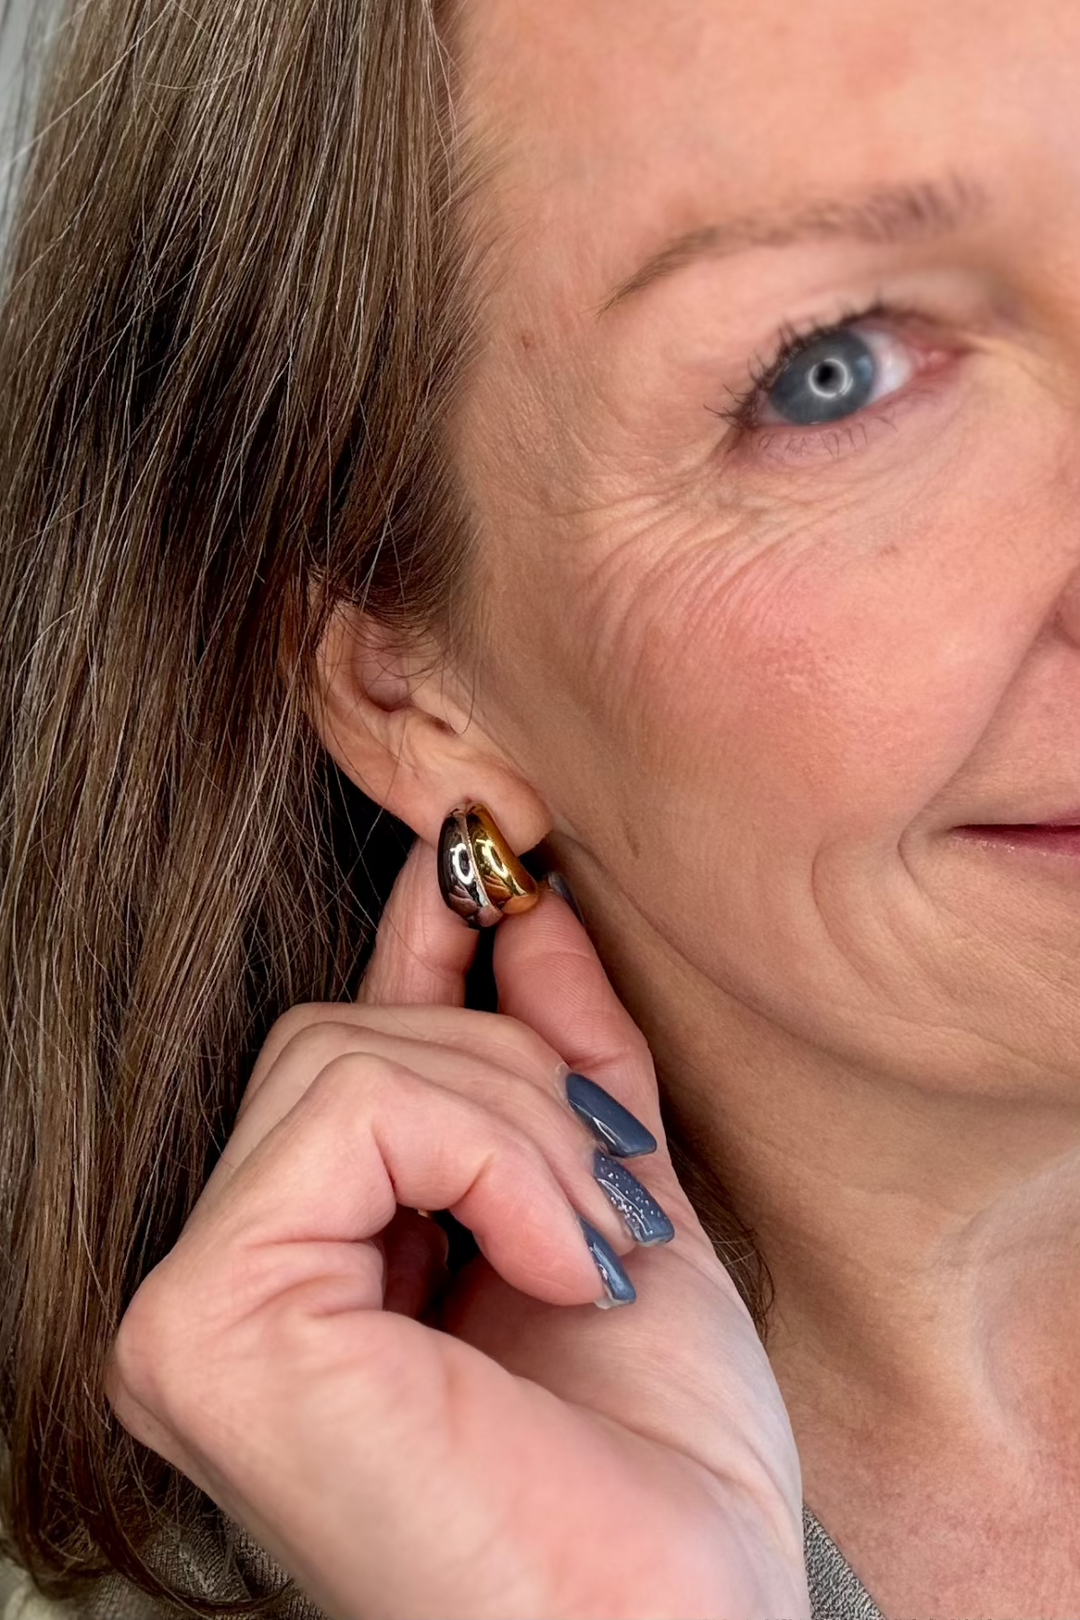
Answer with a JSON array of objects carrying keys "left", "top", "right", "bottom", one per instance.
[
  {"left": 576, "top": 1215, "right": 636, "bottom": 1308},
  {"left": 592, "top": 1151, "right": 674, "bottom": 1246},
  {"left": 541, "top": 870, "right": 585, "bottom": 926},
  {"left": 565, "top": 1072, "right": 657, "bottom": 1158}
]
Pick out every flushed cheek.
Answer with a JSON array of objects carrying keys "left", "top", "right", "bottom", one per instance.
[
  {"left": 477, "top": 341, "right": 1071, "bottom": 891},
  {"left": 574, "top": 486, "right": 1055, "bottom": 865},
  {"left": 508, "top": 505, "right": 1037, "bottom": 1032}
]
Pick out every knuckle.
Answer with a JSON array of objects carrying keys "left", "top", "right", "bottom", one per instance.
[
  {"left": 615, "top": 1025, "right": 655, "bottom": 1075},
  {"left": 244, "top": 1002, "right": 357, "bottom": 1100},
  {"left": 304, "top": 1046, "right": 420, "bottom": 1107},
  {"left": 262, "top": 1002, "right": 356, "bottom": 1064},
  {"left": 108, "top": 1265, "right": 189, "bottom": 1418},
  {"left": 484, "top": 1110, "right": 551, "bottom": 1179},
  {"left": 587, "top": 1024, "right": 656, "bottom": 1086},
  {"left": 241, "top": 1015, "right": 377, "bottom": 1115},
  {"left": 276, "top": 1017, "right": 372, "bottom": 1073}
]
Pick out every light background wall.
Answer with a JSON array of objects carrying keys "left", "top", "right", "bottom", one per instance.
[
  {"left": 0, "top": 0, "right": 37, "bottom": 127},
  {"left": 0, "top": 0, "right": 50, "bottom": 236}
]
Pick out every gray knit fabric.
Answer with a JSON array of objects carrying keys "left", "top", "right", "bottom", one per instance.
[
  {"left": 803, "top": 1503, "right": 886, "bottom": 1620},
  {"left": 0, "top": 1502, "right": 885, "bottom": 1619}
]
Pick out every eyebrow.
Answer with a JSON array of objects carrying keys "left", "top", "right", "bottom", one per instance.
[{"left": 594, "top": 173, "right": 991, "bottom": 317}]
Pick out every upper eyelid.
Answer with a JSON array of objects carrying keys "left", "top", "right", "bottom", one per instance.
[{"left": 751, "top": 303, "right": 896, "bottom": 392}]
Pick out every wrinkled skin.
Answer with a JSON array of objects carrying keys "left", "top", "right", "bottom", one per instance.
[
  {"left": 113, "top": 3, "right": 1080, "bottom": 1616},
  {"left": 347, "top": 3, "right": 1080, "bottom": 1613}
]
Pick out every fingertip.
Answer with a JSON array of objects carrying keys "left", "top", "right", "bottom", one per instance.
[
  {"left": 576, "top": 1216, "right": 637, "bottom": 1308},
  {"left": 357, "top": 832, "right": 479, "bottom": 1007},
  {"left": 539, "top": 871, "right": 586, "bottom": 928}
]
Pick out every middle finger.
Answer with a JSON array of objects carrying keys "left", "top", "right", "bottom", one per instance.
[{"left": 215, "top": 1021, "right": 675, "bottom": 1253}]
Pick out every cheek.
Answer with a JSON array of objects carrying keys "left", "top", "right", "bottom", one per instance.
[
  {"left": 561, "top": 450, "right": 1063, "bottom": 864},
  {"left": 470, "top": 328, "right": 1078, "bottom": 892}
]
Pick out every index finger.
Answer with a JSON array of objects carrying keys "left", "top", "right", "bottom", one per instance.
[
  {"left": 491, "top": 882, "right": 665, "bottom": 1143},
  {"left": 357, "top": 835, "right": 477, "bottom": 1007}
]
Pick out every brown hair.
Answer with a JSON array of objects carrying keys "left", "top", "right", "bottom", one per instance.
[{"left": 0, "top": 0, "right": 774, "bottom": 1612}]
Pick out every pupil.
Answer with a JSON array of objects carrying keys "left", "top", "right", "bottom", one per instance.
[
  {"left": 811, "top": 359, "right": 848, "bottom": 398},
  {"left": 768, "top": 330, "right": 876, "bottom": 426}
]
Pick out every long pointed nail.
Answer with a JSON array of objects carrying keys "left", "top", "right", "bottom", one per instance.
[
  {"left": 565, "top": 1073, "right": 657, "bottom": 1158},
  {"left": 592, "top": 1151, "right": 674, "bottom": 1246},
  {"left": 576, "top": 1215, "right": 636, "bottom": 1308}
]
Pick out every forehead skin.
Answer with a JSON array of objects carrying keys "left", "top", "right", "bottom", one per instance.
[
  {"left": 453, "top": 0, "right": 1075, "bottom": 333},
  {"left": 447, "top": 0, "right": 1080, "bottom": 689}
]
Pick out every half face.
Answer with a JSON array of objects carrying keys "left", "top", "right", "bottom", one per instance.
[{"left": 446, "top": 0, "right": 1080, "bottom": 1097}]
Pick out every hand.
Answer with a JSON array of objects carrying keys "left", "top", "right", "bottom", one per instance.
[{"left": 105, "top": 836, "right": 812, "bottom": 1620}]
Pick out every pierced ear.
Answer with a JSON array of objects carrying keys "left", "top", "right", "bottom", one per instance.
[{"left": 308, "top": 599, "right": 552, "bottom": 851}]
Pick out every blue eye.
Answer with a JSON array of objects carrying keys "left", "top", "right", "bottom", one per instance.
[
  {"left": 711, "top": 297, "right": 926, "bottom": 448},
  {"left": 766, "top": 329, "right": 877, "bottom": 426}
]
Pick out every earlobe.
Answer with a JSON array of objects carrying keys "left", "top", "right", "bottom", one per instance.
[{"left": 308, "top": 598, "right": 553, "bottom": 853}]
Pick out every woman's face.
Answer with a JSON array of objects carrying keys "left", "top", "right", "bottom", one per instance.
[{"left": 448, "top": 0, "right": 1080, "bottom": 1096}]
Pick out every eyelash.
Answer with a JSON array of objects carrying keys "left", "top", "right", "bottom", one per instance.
[{"left": 711, "top": 292, "right": 931, "bottom": 445}]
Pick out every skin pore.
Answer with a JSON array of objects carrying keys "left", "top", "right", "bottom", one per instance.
[{"left": 313, "top": 1, "right": 1080, "bottom": 1610}]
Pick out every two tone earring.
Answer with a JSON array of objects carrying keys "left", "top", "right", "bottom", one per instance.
[{"left": 437, "top": 803, "right": 541, "bottom": 929}]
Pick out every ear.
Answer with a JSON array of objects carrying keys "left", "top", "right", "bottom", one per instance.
[{"left": 307, "top": 599, "right": 552, "bottom": 853}]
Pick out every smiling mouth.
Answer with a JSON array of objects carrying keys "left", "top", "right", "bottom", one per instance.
[{"left": 960, "top": 822, "right": 1080, "bottom": 830}]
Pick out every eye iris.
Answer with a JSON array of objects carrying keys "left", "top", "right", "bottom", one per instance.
[{"left": 767, "top": 330, "right": 876, "bottom": 426}]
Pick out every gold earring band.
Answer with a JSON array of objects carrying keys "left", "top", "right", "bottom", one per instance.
[{"left": 437, "top": 803, "right": 540, "bottom": 929}]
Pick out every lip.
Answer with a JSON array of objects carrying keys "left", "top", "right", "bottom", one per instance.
[
  {"left": 962, "top": 805, "right": 1080, "bottom": 828},
  {"left": 954, "top": 823, "right": 1080, "bottom": 856}
]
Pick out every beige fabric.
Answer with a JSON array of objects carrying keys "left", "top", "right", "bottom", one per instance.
[
  {"left": 0, "top": 1503, "right": 884, "bottom": 1619},
  {"left": 0, "top": 1511, "right": 323, "bottom": 1620}
]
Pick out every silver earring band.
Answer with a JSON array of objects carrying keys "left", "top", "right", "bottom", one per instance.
[{"left": 437, "top": 803, "right": 540, "bottom": 930}]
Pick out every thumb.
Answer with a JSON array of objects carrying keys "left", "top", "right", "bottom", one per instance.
[{"left": 357, "top": 834, "right": 478, "bottom": 1008}]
